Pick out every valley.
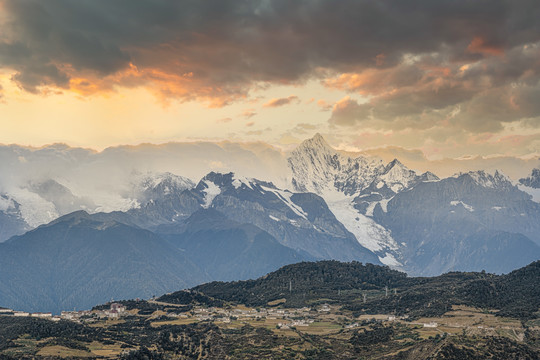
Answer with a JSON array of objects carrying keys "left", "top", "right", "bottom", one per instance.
[{"left": 1, "top": 261, "right": 539, "bottom": 359}]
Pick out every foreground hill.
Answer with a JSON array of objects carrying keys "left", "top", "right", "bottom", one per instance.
[{"left": 193, "top": 260, "right": 540, "bottom": 320}]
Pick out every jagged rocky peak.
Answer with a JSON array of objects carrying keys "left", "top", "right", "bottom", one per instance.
[
  {"left": 458, "top": 170, "right": 513, "bottom": 190},
  {"left": 289, "top": 134, "right": 385, "bottom": 195},
  {"left": 520, "top": 167, "right": 540, "bottom": 189},
  {"left": 140, "top": 172, "right": 195, "bottom": 193},
  {"left": 297, "top": 132, "right": 334, "bottom": 152},
  {"left": 419, "top": 171, "right": 439, "bottom": 182},
  {"left": 289, "top": 134, "right": 431, "bottom": 199},
  {"left": 379, "top": 159, "right": 418, "bottom": 189}
]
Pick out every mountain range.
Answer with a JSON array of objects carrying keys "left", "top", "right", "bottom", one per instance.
[{"left": 0, "top": 134, "right": 539, "bottom": 312}]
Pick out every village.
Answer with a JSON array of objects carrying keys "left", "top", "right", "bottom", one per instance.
[
  {"left": 0, "top": 301, "right": 401, "bottom": 329},
  {"left": 0, "top": 302, "right": 127, "bottom": 322},
  {"left": 0, "top": 299, "right": 525, "bottom": 342}
]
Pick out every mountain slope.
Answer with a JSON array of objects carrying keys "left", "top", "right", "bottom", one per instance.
[
  {"left": 0, "top": 211, "right": 206, "bottom": 313},
  {"left": 191, "top": 172, "right": 381, "bottom": 264},
  {"left": 163, "top": 208, "right": 311, "bottom": 281},
  {"left": 373, "top": 171, "right": 540, "bottom": 275}
]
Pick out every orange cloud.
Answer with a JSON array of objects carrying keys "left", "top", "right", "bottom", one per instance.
[
  {"left": 263, "top": 95, "right": 299, "bottom": 108},
  {"left": 66, "top": 61, "right": 247, "bottom": 108},
  {"left": 317, "top": 99, "right": 332, "bottom": 111},
  {"left": 467, "top": 37, "right": 504, "bottom": 56}
]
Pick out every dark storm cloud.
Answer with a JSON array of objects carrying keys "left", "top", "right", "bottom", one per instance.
[
  {"left": 329, "top": 42, "right": 540, "bottom": 133},
  {"left": 0, "top": 0, "right": 539, "bottom": 110}
]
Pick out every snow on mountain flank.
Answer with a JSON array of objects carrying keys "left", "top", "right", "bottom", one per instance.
[
  {"left": 201, "top": 181, "right": 221, "bottom": 209},
  {"left": 260, "top": 185, "right": 308, "bottom": 219},
  {"left": 450, "top": 200, "right": 474, "bottom": 212},
  {"left": 378, "top": 253, "right": 401, "bottom": 267},
  {"left": 322, "top": 189, "right": 399, "bottom": 254},
  {"left": 9, "top": 188, "right": 59, "bottom": 227},
  {"left": 288, "top": 134, "right": 411, "bottom": 267},
  {"left": 232, "top": 174, "right": 254, "bottom": 190}
]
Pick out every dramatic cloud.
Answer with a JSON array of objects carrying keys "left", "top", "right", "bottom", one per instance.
[
  {"left": 0, "top": 0, "right": 538, "bottom": 107},
  {"left": 328, "top": 41, "right": 540, "bottom": 134},
  {"left": 263, "top": 96, "right": 299, "bottom": 108}
]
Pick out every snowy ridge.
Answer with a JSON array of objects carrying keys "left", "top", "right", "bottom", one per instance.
[
  {"left": 232, "top": 174, "right": 255, "bottom": 190},
  {"left": 260, "top": 185, "right": 308, "bottom": 220},
  {"left": 452, "top": 170, "right": 513, "bottom": 190}
]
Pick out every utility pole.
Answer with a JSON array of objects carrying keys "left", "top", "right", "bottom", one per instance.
[
  {"left": 289, "top": 280, "right": 292, "bottom": 293},
  {"left": 385, "top": 286, "right": 388, "bottom": 298},
  {"left": 363, "top": 292, "right": 367, "bottom": 303}
]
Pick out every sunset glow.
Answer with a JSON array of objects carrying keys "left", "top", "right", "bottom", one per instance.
[{"left": 0, "top": 0, "right": 539, "bottom": 160}]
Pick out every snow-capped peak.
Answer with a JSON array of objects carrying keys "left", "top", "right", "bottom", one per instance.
[
  {"left": 298, "top": 133, "right": 334, "bottom": 153},
  {"left": 289, "top": 134, "right": 384, "bottom": 195},
  {"left": 140, "top": 172, "right": 195, "bottom": 192},
  {"left": 459, "top": 170, "right": 513, "bottom": 189},
  {"left": 232, "top": 174, "right": 255, "bottom": 190},
  {"left": 379, "top": 159, "right": 418, "bottom": 192}
]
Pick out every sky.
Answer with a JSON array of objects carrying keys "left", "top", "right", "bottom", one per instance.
[{"left": 0, "top": 0, "right": 540, "bottom": 160}]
